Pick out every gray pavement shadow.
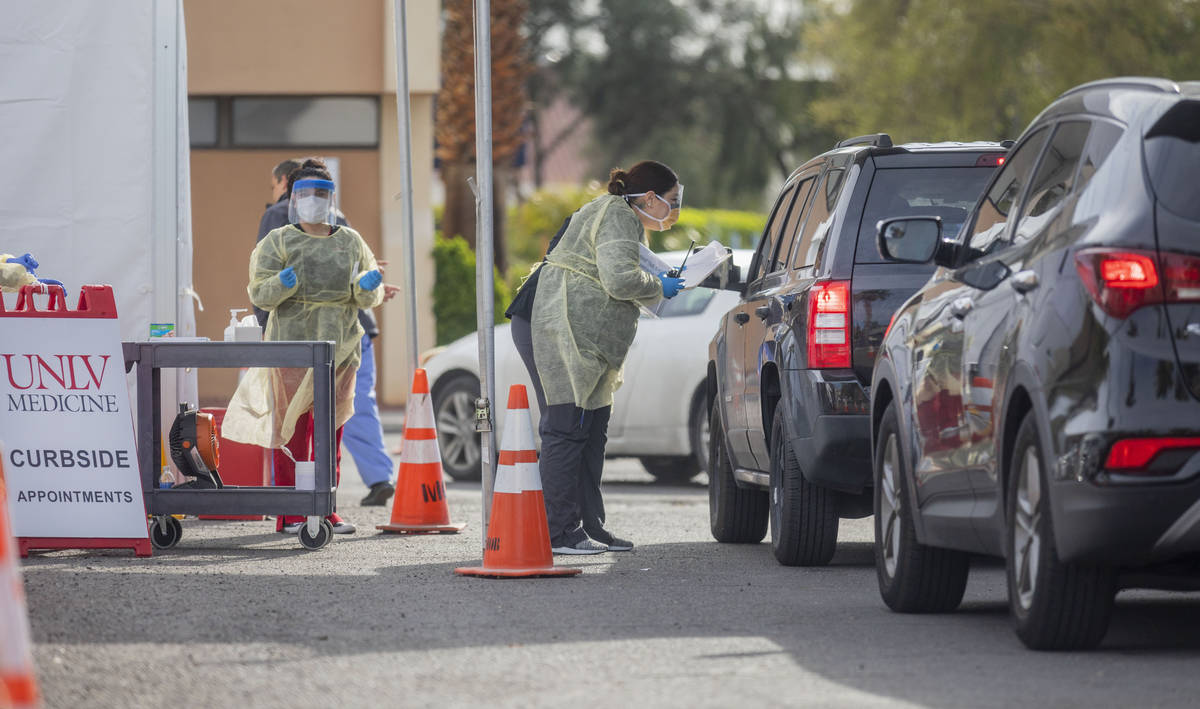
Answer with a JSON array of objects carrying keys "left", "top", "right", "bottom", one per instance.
[{"left": 22, "top": 538, "right": 1200, "bottom": 708}]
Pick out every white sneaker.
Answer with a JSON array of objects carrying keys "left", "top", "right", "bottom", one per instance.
[
  {"left": 331, "top": 520, "right": 356, "bottom": 534},
  {"left": 552, "top": 537, "right": 607, "bottom": 555},
  {"left": 281, "top": 521, "right": 304, "bottom": 534}
]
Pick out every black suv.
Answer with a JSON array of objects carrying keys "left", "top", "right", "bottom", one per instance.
[
  {"left": 870, "top": 78, "right": 1200, "bottom": 650},
  {"left": 707, "top": 135, "right": 1008, "bottom": 565}
]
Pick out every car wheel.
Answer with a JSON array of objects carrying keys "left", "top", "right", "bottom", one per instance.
[
  {"left": 708, "top": 403, "right": 768, "bottom": 543},
  {"left": 639, "top": 456, "right": 698, "bottom": 483},
  {"left": 768, "top": 411, "right": 838, "bottom": 566},
  {"left": 874, "top": 401, "right": 969, "bottom": 612},
  {"left": 431, "top": 372, "right": 482, "bottom": 481},
  {"left": 1006, "top": 412, "right": 1115, "bottom": 650}
]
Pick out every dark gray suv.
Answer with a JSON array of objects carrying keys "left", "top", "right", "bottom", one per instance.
[
  {"left": 870, "top": 77, "right": 1200, "bottom": 650},
  {"left": 706, "top": 135, "right": 1008, "bottom": 565}
]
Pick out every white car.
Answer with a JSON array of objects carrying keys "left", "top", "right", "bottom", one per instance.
[{"left": 423, "top": 250, "right": 751, "bottom": 482}]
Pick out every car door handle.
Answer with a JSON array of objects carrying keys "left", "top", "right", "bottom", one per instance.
[
  {"left": 951, "top": 297, "right": 974, "bottom": 319},
  {"left": 755, "top": 305, "right": 771, "bottom": 320},
  {"left": 734, "top": 312, "right": 750, "bottom": 325},
  {"left": 1011, "top": 269, "right": 1039, "bottom": 293}
]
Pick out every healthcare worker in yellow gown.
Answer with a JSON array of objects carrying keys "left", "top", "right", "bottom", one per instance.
[
  {"left": 531, "top": 160, "right": 685, "bottom": 554},
  {"left": 223, "top": 159, "right": 385, "bottom": 534}
]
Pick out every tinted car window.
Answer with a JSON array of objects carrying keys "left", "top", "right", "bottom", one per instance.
[
  {"left": 1144, "top": 100, "right": 1200, "bottom": 221},
  {"left": 1013, "top": 121, "right": 1091, "bottom": 244},
  {"left": 792, "top": 168, "right": 846, "bottom": 268},
  {"left": 748, "top": 182, "right": 798, "bottom": 282},
  {"left": 775, "top": 177, "right": 816, "bottom": 271},
  {"left": 1074, "top": 121, "right": 1122, "bottom": 194},
  {"left": 964, "top": 127, "right": 1050, "bottom": 259},
  {"left": 854, "top": 166, "right": 996, "bottom": 263}
]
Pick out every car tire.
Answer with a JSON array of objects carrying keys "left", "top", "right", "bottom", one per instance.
[
  {"left": 639, "top": 456, "right": 698, "bottom": 483},
  {"left": 769, "top": 412, "right": 837, "bottom": 566},
  {"left": 689, "top": 386, "right": 711, "bottom": 476},
  {"left": 1006, "top": 412, "right": 1115, "bottom": 650},
  {"left": 874, "top": 401, "right": 969, "bottom": 612},
  {"left": 709, "top": 403, "right": 768, "bottom": 543},
  {"left": 431, "top": 372, "right": 482, "bottom": 481}
]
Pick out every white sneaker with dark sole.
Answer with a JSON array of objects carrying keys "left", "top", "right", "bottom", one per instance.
[{"left": 552, "top": 538, "right": 608, "bottom": 555}]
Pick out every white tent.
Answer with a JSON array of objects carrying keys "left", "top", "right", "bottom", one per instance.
[{"left": 0, "top": 0, "right": 197, "bottom": 407}]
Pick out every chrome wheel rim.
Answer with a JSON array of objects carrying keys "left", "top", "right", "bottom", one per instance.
[
  {"left": 436, "top": 389, "right": 479, "bottom": 470},
  {"left": 697, "top": 406, "right": 711, "bottom": 474},
  {"left": 1013, "top": 446, "right": 1042, "bottom": 611},
  {"left": 880, "top": 433, "right": 902, "bottom": 579}
]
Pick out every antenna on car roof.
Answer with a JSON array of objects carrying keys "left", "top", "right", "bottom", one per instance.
[{"left": 835, "top": 133, "right": 893, "bottom": 149}]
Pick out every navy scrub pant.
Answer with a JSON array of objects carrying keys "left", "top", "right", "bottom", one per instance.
[{"left": 510, "top": 315, "right": 611, "bottom": 544}]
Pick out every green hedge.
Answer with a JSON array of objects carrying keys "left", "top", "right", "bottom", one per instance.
[{"left": 432, "top": 234, "right": 512, "bottom": 345}]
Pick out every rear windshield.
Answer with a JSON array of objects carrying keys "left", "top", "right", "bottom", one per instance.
[
  {"left": 1145, "top": 100, "right": 1200, "bottom": 222},
  {"left": 854, "top": 166, "right": 996, "bottom": 263}
]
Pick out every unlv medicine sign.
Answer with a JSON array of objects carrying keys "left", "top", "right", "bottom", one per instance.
[{"left": 0, "top": 289, "right": 148, "bottom": 552}]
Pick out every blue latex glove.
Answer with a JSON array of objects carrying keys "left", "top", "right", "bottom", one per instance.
[
  {"left": 278, "top": 267, "right": 297, "bottom": 288},
  {"left": 658, "top": 271, "right": 685, "bottom": 299},
  {"left": 6, "top": 253, "right": 38, "bottom": 273},
  {"left": 37, "top": 278, "right": 66, "bottom": 297},
  {"left": 358, "top": 269, "right": 382, "bottom": 291}
]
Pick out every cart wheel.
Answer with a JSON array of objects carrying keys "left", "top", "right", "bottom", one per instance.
[
  {"left": 150, "top": 516, "right": 183, "bottom": 550},
  {"left": 298, "top": 518, "right": 333, "bottom": 550}
]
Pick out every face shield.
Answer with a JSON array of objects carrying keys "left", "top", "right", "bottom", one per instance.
[
  {"left": 288, "top": 179, "right": 338, "bottom": 226},
  {"left": 627, "top": 184, "right": 683, "bottom": 231}
]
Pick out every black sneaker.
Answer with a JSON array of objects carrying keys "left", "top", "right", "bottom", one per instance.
[{"left": 360, "top": 481, "right": 395, "bottom": 506}]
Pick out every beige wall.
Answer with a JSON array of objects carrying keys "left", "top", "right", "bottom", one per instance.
[
  {"left": 185, "top": 0, "right": 385, "bottom": 94},
  {"left": 184, "top": 0, "right": 440, "bottom": 407}
]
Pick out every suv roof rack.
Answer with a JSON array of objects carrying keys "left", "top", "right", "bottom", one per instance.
[
  {"left": 835, "top": 133, "right": 893, "bottom": 149},
  {"left": 1058, "top": 77, "right": 1179, "bottom": 100}
]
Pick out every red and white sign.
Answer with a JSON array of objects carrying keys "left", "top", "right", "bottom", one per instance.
[{"left": 0, "top": 286, "right": 150, "bottom": 556}]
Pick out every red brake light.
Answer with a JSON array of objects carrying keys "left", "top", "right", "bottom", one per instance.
[
  {"left": 1099, "top": 254, "right": 1158, "bottom": 288},
  {"left": 1075, "top": 248, "right": 1200, "bottom": 318},
  {"left": 808, "top": 280, "right": 851, "bottom": 369},
  {"left": 975, "top": 153, "right": 1007, "bottom": 167},
  {"left": 1105, "top": 437, "right": 1200, "bottom": 472}
]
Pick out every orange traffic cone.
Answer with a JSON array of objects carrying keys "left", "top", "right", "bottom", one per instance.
[
  {"left": 377, "top": 369, "right": 465, "bottom": 534},
  {"left": 0, "top": 451, "right": 40, "bottom": 708},
  {"left": 456, "top": 385, "right": 581, "bottom": 578}
]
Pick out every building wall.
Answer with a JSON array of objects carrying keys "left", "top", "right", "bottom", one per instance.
[{"left": 184, "top": 0, "right": 439, "bottom": 407}]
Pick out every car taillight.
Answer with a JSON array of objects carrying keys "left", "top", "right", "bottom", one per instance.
[
  {"left": 808, "top": 280, "right": 851, "bottom": 369},
  {"left": 1105, "top": 437, "right": 1200, "bottom": 472},
  {"left": 975, "top": 153, "right": 1007, "bottom": 167},
  {"left": 1074, "top": 248, "right": 1200, "bottom": 319}
]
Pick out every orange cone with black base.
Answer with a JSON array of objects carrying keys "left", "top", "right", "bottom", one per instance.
[
  {"left": 377, "top": 369, "right": 465, "bottom": 534},
  {"left": 0, "top": 451, "right": 40, "bottom": 708},
  {"left": 456, "top": 385, "right": 581, "bottom": 578}
]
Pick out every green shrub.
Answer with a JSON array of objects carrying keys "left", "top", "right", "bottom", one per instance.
[
  {"left": 432, "top": 233, "right": 512, "bottom": 345},
  {"left": 650, "top": 209, "right": 767, "bottom": 252}
]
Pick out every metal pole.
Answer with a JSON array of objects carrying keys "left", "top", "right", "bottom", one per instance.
[
  {"left": 472, "top": 0, "right": 497, "bottom": 542},
  {"left": 391, "top": 0, "right": 420, "bottom": 372}
]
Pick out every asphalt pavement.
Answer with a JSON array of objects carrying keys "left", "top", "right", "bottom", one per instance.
[{"left": 19, "top": 425, "right": 1200, "bottom": 708}]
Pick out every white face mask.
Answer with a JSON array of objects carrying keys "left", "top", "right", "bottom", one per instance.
[
  {"left": 626, "top": 186, "right": 682, "bottom": 232},
  {"left": 296, "top": 195, "right": 331, "bottom": 224}
]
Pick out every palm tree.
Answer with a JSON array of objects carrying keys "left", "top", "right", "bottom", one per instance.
[{"left": 436, "top": 0, "right": 529, "bottom": 272}]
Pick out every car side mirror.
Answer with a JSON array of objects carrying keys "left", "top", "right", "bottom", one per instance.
[
  {"left": 959, "top": 260, "right": 1011, "bottom": 291},
  {"left": 876, "top": 217, "right": 941, "bottom": 263}
]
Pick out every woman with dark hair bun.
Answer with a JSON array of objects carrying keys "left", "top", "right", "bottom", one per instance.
[{"left": 529, "top": 160, "right": 686, "bottom": 554}]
